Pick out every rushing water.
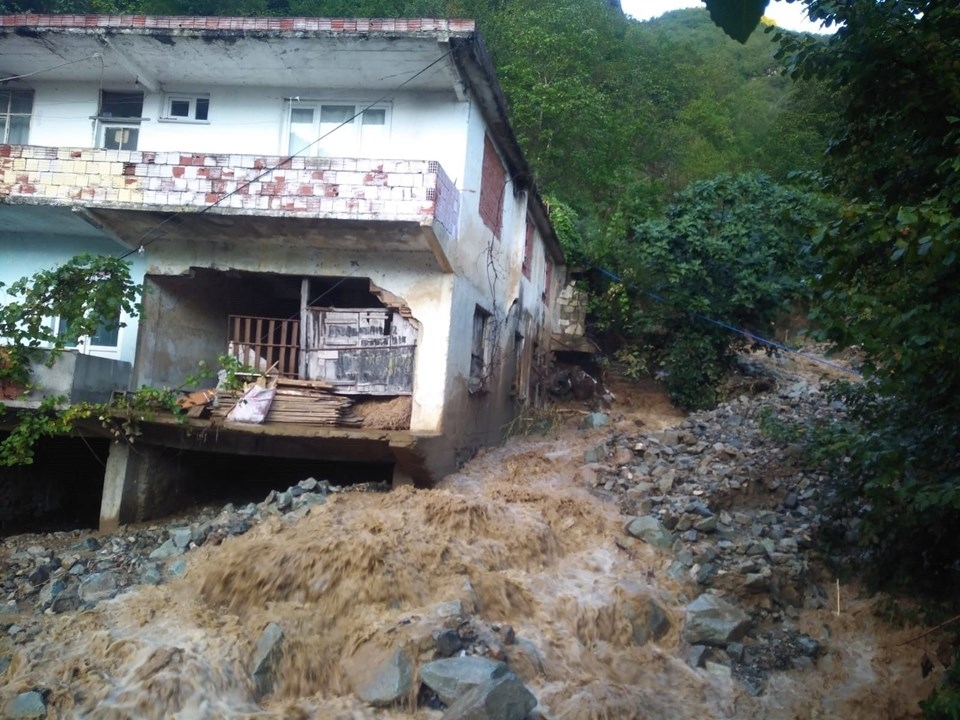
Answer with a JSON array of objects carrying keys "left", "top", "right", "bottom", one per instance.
[{"left": 0, "top": 421, "right": 938, "bottom": 719}]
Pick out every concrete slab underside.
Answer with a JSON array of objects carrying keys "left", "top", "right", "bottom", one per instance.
[{"left": 98, "top": 416, "right": 452, "bottom": 531}]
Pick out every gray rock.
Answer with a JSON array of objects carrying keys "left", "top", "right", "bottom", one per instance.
[
  {"left": 5, "top": 690, "right": 46, "bottom": 718},
  {"left": 359, "top": 648, "right": 414, "bottom": 707},
  {"left": 141, "top": 566, "right": 163, "bottom": 586},
  {"left": 440, "top": 674, "right": 537, "bottom": 720},
  {"left": 434, "top": 629, "right": 463, "bottom": 657},
  {"left": 49, "top": 585, "right": 80, "bottom": 614},
  {"left": 682, "top": 593, "right": 750, "bottom": 647},
  {"left": 420, "top": 656, "right": 509, "bottom": 706},
  {"left": 625, "top": 597, "right": 671, "bottom": 646},
  {"left": 686, "top": 644, "right": 709, "bottom": 668},
  {"left": 67, "top": 562, "right": 86, "bottom": 576},
  {"left": 168, "top": 559, "right": 188, "bottom": 577},
  {"left": 624, "top": 516, "right": 674, "bottom": 549},
  {"left": 37, "top": 578, "right": 66, "bottom": 610},
  {"left": 71, "top": 537, "right": 101, "bottom": 552},
  {"left": 298, "top": 477, "right": 319, "bottom": 491},
  {"left": 149, "top": 539, "right": 182, "bottom": 560},
  {"left": 170, "top": 527, "right": 193, "bottom": 549},
  {"left": 79, "top": 572, "right": 119, "bottom": 604},
  {"left": 580, "top": 412, "right": 609, "bottom": 429},
  {"left": 275, "top": 491, "right": 293, "bottom": 512},
  {"left": 583, "top": 442, "right": 608, "bottom": 463},
  {"left": 251, "top": 622, "right": 285, "bottom": 700}
]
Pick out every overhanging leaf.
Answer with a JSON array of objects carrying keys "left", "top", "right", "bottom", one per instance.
[{"left": 702, "top": 0, "right": 768, "bottom": 43}]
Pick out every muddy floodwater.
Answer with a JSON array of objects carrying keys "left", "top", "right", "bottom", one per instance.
[{"left": 0, "top": 366, "right": 942, "bottom": 719}]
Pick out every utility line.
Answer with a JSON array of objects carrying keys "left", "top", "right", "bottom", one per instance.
[
  {"left": 117, "top": 50, "right": 452, "bottom": 260},
  {"left": 594, "top": 266, "right": 861, "bottom": 377}
]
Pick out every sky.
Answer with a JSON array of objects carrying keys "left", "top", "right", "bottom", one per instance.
[{"left": 621, "top": 0, "right": 828, "bottom": 34}]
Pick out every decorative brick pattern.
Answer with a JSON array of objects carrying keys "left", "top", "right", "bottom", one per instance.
[
  {"left": 0, "top": 144, "right": 460, "bottom": 233},
  {"left": 478, "top": 134, "right": 505, "bottom": 238},
  {"left": 0, "top": 14, "right": 476, "bottom": 34}
]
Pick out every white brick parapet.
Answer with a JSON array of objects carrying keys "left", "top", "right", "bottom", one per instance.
[{"left": 0, "top": 145, "right": 460, "bottom": 238}]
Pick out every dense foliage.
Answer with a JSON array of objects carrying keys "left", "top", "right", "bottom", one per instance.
[
  {"left": 583, "top": 173, "right": 830, "bottom": 409},
  {"left": 756, "top": 0, "right": 960, "bottom": 597}
]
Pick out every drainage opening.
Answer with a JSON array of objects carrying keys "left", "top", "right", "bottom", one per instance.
[
  {"left": 176, "top": 450, "right": 393, "bottom": 508},
  {"left": 0, "top": 436, "right": 109, "bottom": 536}
]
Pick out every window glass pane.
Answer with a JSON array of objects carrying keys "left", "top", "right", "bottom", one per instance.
[
  {"left": 101, "top": 91, "right": 143, "bottom": 118},
  {"left": 362, "top": 109, "right": 386, "bottom": 126},
  {"left": 10, "top": 91, "right": 32, "bottom": 114},
  {"left": 0, "top": 91, "right": 9, "bottom": 112},
  {"left": 195, "top": 97, "right": 209, "bottom": 121},
  {"left": 170, "top": 99, "right": 190, "bottom": 117},
  {"left": 291, "top": 108, "right": 314, "bottom": 124},
  {"left": 320, "top": 105, "right": 355, "bottom": 124},
  {"left": 289, "top": 108, "right": 314, "bottom": 156},
  {"left": 8, "top": 116, "right": 29, "bottom": 144},
  {"left": 103, "top": 126, "right": 139, "bottom": 151},
  {"left": 90, "top": 319, "right": 120, "bottom": 348}
]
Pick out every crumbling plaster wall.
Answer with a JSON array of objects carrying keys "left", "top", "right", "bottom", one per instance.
[{"left": 141, "top": 239, "right": 454, "bottom": 433}]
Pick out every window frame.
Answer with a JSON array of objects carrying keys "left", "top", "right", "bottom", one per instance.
[
  {"left": 0, "top": 88, "right": 33, "bottom": 144},
  {"left": 160, "top": 93, "right": 211, "bottom": 123},
  {"left": 285, "top": 100, "right": 391, "bottom": 158},
  {"left": 469, "top": 305, "right": 492, "bottom": 394}
]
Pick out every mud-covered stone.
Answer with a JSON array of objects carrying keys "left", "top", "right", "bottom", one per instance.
[
  {"left": 440, "top": 674, "right": 537, "bottom": 720},
  {"left": 420, "top": 655, "right": 509, "bottom": 706}
]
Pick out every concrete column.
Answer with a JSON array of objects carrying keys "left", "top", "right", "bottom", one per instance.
[{"left": 99, "top": 442, "right": 185, "bottom": 532}]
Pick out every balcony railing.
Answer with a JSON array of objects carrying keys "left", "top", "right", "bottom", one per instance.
[{"left": 0, "top": 144, "right": 460, "bottom": 238}]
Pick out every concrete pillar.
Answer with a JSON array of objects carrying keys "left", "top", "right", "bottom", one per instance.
[{"left": 99, "top": 443, "right": 186, "bottom": 532}]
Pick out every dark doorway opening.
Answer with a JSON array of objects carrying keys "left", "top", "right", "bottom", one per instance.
[
  {"left": 0, "top": 436, "right": 108, "bottom": 536},
  {"left": 175, "top": 450, "right": 393, "bottom": 507}
]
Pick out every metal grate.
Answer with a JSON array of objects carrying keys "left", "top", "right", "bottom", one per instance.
[{"left": 227, "top": 315, "right": 300, "bottom": 378}]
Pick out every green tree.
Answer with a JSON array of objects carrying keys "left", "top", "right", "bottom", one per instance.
[{"left": 590, "top": 173, "right": 830, "bottom": 409}]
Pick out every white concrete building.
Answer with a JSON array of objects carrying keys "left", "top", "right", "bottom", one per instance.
[{"left": 0, "top": 15, "right": 564, "bottom": 529}]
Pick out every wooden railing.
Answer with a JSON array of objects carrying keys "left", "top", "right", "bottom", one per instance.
[{"left": 227, "top": 315, "right": 300, "bottom": 378}]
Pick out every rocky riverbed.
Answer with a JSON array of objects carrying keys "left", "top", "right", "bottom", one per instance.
[{"left": 0, "top": 352, "right": 945, "bottom": 719}]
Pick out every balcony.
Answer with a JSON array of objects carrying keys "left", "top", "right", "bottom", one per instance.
[
  {"left": 0, "top": 144, "right": 460, "bottom": 268},
  {"left": 1, "top": 350, "right": 131, "bottom": 410}
]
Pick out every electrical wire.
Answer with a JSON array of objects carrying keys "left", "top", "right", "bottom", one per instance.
[
  {"left": 116, "top": 50, "right": 452, "bottom": 261},
  {"left": 594, "top": 267, "right": 861, "bottom": 377},
  {"left": 1, "top": 54, "right": 102, "bottom": 83}
]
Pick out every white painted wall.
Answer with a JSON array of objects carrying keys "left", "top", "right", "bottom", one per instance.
[{"left": 27, "top": 81, "right": 470, "bottom": 178}]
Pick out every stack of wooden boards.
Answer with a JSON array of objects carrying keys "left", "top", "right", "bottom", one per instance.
[{"left": 209, "top": 376, "right": 360, "bottom": 427}]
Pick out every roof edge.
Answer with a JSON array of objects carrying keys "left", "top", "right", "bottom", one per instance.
[{"left": 0, "top": 14, "right": 476, "bottom": 35}]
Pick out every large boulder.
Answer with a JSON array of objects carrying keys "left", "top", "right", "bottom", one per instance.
[
  {"left": 5, "top": 691, "right": 47, "bottom": 718},
  {"left": 440, "top": 675, "right": 537, "bottom": 720},
  {"left": 419, "top": 656, "right": 508, "bottom": 706},
  {"left": 682, "top": 593, "right": 750, "bottom": 647},
  {"left": 358, "top": 648, "right": 415, "bottom": 707}
]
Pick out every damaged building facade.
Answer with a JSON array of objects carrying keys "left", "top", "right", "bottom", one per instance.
[{"left": 0, "top": 15, "right": 564, "bottom": 530}]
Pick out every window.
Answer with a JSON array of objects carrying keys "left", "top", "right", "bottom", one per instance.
[
  {"left": 287, "top": 102, "right": 388, "bottom": 157},
  {"left": 162, "top": 94, "right": 210, "bottom": 122},
  {"left": 0, "top": 89, "right": 32, "bottom": 144},
  {"left": 469, "top": 305, "right": 491, "bottom": 393},
  {"left": 56, "top": 311, "right": 121, "bottom": 355},
  {"left": 522, "top": 219, "right": 535, "bottom": 279},
  {"left": 543, "top": 259, "right": 554, "bottom": 306},
  {"left": 479, "top": 134, "right": 505, "bottom": 238},
  {"left": 98, "top": 90, "right": 144, "bottom": 151}
]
